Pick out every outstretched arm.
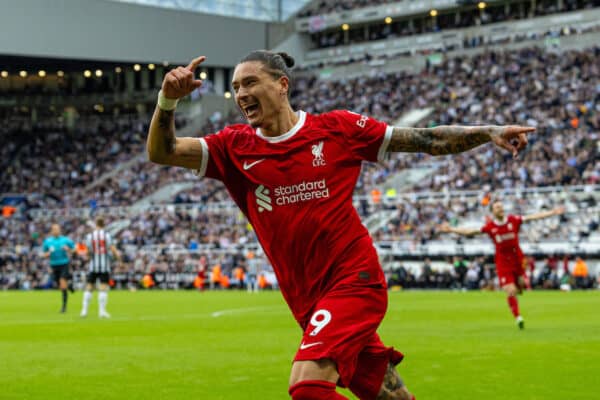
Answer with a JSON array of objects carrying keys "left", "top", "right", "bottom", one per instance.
[
  {"left": 387, "top": 125, "right": 534, "bottom": 158},
  {"left": 437, "top": 222, "right": 483, "bottom": 237},
  {"left": 147, "top": 56, "right": 206, "bottom": 169},
  {"left": 110, "top": 245, "right": 121, "bottom": 262},
  {"left": 522, "top": 206, "right": 565, "bottom": 222}
]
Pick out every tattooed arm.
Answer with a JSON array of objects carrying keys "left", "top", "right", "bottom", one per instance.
[
  {"left": 146, "top": 106, "right": 204, "bottom": 169},
  {"left": 147, "top": 55, "right": 206, "bottom": 169},
  {"left": 387, "top": 125, "right": 534, "bottom": 158}
]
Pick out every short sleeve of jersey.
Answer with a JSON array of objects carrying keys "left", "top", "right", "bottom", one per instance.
[
  {"left": 194, "top": 128, "right": 234, "bottom": 182},
  {"left": 510, "top": 215, "right": 523, "bottom": 230},
  {"left": 42, "top": 239, "right": 49, "bottom": 252},
  {"left": 326, "top": 110, "right": 392, "bottom": 163},
  {"left": 480, "top": 218, "right": 492, "bottom": 234},
  {"left": 66, "top": 237, "right": 75, "bottom": 249}
]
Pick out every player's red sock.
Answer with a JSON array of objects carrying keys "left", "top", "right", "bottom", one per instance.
[
  {"left": 289, "top": 380, "right": 348, "bottom": 400},
  {"left": 507, "top": 295, "right": 520, "bottom": 318}
]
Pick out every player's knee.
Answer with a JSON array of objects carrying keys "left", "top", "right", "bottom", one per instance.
[
  {"left": 289, "top": 380, "right": 337, "bottom": 400},
  {"left": 503, "top": 285, "right": 516, "bottom": 297}
]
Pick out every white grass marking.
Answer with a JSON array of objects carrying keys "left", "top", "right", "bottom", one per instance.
[
  {"left": 211, "top": 306, "right": 281, "bottom": 318},
  {"left": 0, "top": 305, "right": 286, "bottom": 326}
]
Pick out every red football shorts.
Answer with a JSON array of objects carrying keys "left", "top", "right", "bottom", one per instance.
[
  {"left": 497, "top": 259, "right": 526, "bottom": 287},
  {"left": 293, "top": 279, "right": 404, "bottom": 400}
]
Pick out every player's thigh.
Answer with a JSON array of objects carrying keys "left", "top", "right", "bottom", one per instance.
[
  {"left": 98, "top": 273, "right": 110, "bottom": 287},
  {"left": 87, "top": 272, "right": 99, "bottom": 286},
  {"left": 498, "top": 268, "right": 517, "bottom": 293},
  {"left": 289, "top": 359, "right": 339, "bottom": 387},
  {"left": 52, "top": 268, "right": 62, "bottom": 285},
  {"left": 293, "top": 283, "right": 388, "bottom": 388},
  {"left": 55, "top": 265, "right": 69, "bottom": 288},
  {"left": 502, "top": 282, "right": 518, "bottom": 296}
]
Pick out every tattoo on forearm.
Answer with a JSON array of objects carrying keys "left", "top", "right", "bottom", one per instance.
[
  {"left": 388, "top": 126, "right": 492, "bottom": 155},
  {"left": 157, "top": 109, "right": 176, "bottom": 154}
]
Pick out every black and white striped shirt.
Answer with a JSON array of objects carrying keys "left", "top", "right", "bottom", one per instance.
[{"left": 86, "top": 229, "right": 114, "bottom": 273}]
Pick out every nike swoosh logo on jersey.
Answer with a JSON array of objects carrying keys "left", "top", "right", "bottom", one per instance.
[
  {"left": 243, "top": 159, "right": 266, "bottom": 170},
  {"left": 299, "top": 341, "right": 323, "bottom": 350}
]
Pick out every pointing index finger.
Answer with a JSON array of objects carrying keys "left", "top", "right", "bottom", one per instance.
[
  {"left": 507, "top": 126, "right": 536, "bottom": 135},
  {"left": 186, "top": 56, "right": 206, "bottom": 72}
]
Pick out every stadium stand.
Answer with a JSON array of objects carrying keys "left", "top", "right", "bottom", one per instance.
[
  {"left": 298, "top": 0, "right": 595, "bottom": 18},
  {"left": 301, "top": 0, "right": 596, "bottom": 49}
]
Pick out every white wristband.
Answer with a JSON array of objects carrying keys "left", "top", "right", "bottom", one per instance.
[{"left": 157, "top": 90, "right": 179, "bottom": 111}]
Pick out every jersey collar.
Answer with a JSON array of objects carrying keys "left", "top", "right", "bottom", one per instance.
[
  {"left": 493, "top": 216, "right": 508, "bottom": 225},
  {"left": 256, "top": 110, "right": 306, "bottom": 143}
]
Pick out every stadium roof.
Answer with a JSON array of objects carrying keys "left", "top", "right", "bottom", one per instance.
[{"left": 107, "top": 0, "right": 311, "bottom": 21}]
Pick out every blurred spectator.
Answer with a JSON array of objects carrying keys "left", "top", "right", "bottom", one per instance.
[{"left": 573, "top": 256, "right": 590, "bottom": 288}]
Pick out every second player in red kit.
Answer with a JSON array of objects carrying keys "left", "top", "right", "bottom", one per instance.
[
  {"left": 440, "top": 201, "right": 564, "bottom": 329},
  {"left": 147, "top": 50, "right": 535, "bottom": 399}
]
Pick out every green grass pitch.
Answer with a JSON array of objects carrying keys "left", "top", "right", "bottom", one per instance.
[{"left": 1, "top": 290, "right": 599, "bottom": 399}]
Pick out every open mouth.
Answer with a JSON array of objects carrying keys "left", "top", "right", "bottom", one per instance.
[{"left": 243, "top": 103, "right": 260, "bottom": 118}]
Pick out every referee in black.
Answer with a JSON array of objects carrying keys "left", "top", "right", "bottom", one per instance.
[{"left": 80, "top": 217, "right": 120, "bottom": 318}]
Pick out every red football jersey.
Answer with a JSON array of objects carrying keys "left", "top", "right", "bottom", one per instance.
[
  {"left": 481, "top": 214, "right": 524, "bottom": 271},
  {"left": 196, "top": 110, "right": 392, "bottom": 324}
]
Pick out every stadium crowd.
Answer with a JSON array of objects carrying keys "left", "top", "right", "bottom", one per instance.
[
  {"left": 305, "top": 0, "right": 597, "bottom": 49},
  {"left": 0, "top": 111, "right": 192, "bottom": 208},
  {"left": 2, "top": 44, "right": 599, "bottom": 290},
  {"left": 373, "top": 191, "right": 599, "bottom": 244},
  {"left": 2, "top": 188, "right": 598, "bottom": 291},
  {"left": 299, "top": 0, "right": 593, "bottom": 19},
  {"left": 178, "top": 46, "right": 600, "bottom": 201},
  {"left": 293, "top": 47, "right": 600, "bottom": 193},
  {"left": 2, "top": 46, "right": 598, "bottom": 208},
  {"left": 298, "top": 0, "right": 394, "bottom": 17}
]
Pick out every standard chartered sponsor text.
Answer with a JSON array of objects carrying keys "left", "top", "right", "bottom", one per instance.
[{"left": 274, "top": 179, "right": 330, "bottom": 205}]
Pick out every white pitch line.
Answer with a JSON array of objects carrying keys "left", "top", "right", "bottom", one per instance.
[
  {"left": 0, "top": 305, "right": 286, "bottom": 326},
  {"left": 211, "top": 306, "right": 281, "bottom": 318}
]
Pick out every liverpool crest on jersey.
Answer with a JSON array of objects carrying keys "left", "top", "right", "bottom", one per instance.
[{"left": 312, "top": 141, "right": 326, "bottom": 167}]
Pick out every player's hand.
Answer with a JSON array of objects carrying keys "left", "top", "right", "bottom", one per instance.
[
  {"left": 161, "top": 56, "right": 206, "bottom": 100},
  {"left": 437, "top": 222, "right": 451, "bottom": 233},
  {"left": 553, "top": 206, "right": 566, "bottom": 216},
  {"left": 488, "top": 126, "right": 535, "bottom": 159}
]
